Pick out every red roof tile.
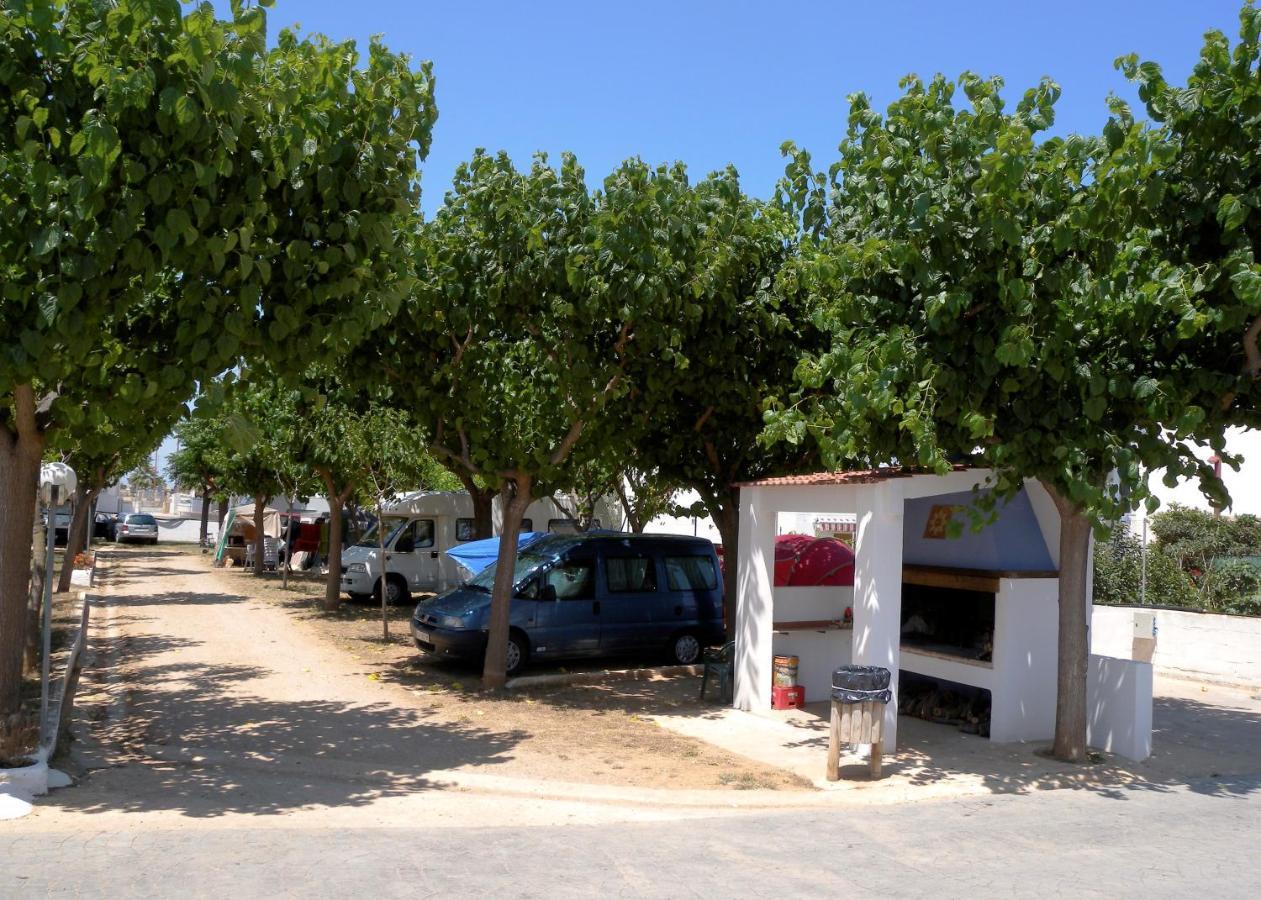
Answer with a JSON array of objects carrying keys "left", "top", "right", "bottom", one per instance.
[{"left": 736, "top": 465, "right": 971, "bottom": 488}]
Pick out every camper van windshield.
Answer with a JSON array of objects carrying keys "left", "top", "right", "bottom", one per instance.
[
  {"left": 356, "top": 517, "right": 408, "bottom": 548},
  {"left": 466, "top": 552, "right": 552, "bottom": 593}
]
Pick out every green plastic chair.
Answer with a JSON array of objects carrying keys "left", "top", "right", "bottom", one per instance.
[{"left": 699, "top": 641, "right": 736, "bottom": 703}]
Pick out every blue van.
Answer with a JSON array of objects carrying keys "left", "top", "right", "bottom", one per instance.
[{"left": 411, "top": 533, "right": 725, "bottom": 676}]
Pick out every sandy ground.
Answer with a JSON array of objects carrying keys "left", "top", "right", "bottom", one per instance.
[{"left": 20, "top": 546, "right": 820, "bottom": 833}]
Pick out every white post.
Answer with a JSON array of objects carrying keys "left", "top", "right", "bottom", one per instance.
[
  {"left": 851, "top": 483, "right": 904, "bottom": 752},
  {"left": 734, "top": 486, "right": 776, "bottom": 712}
]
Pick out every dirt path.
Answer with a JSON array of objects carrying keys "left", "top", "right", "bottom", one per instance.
[{"left": 25, "top": 547, "right": 811, "bottom": 830}]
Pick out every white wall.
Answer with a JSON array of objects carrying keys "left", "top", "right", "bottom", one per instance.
[
  {"left": 1087, "top": 655, "right": 1153, "bottom": 761},
  {"left": 770, "top": 586, "right": 855, "bottom": 702},
  {"left": 989, "top": 578, "right": 1060, "bottom": 743},
  {"left": 1092, "top": 604, "right": 1261, "bottom": 687}
]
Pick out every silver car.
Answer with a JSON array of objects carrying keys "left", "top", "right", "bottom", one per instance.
[{"left": 115, "top": 513, "right": 159, "bottom": 545}]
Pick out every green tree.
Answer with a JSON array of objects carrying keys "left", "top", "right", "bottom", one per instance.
[
  {"left": 239, "top": 367, "right": 456, "bottom": 608},
  {"left": 167, "top": 413, "right": 234, "bottom": 549},
  {"left": 1116, "top": 1, "right": 1261, "bottom": 425},
  {"left": 53, "top": 411, "right": 176, "bottom": 593},
  {"left": 1092, "top": 529, "right": 1198, "bottom": 609},
  {"left": 124, "top": 460, "right": 164, "bottom": 495},
  {"left": 0, "top": 0, "right": 436, "bottom": 712},
  {"left": 631, "top": 172, "right": 818, "bottom": 626},
  {"left": 393, "top": 151, "right": 724, "bottom": 688},
  {"left": 763, "top": 70, "right": 1253, "bottom": 761}
]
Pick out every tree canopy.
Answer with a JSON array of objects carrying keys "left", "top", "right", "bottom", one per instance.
[{"left": 0, "top": 0, "right": 436, "bottom": 712}]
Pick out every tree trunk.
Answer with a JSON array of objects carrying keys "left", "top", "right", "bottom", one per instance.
[
  {"left": 1043, "top": 479, "right": 1093, "bottom": 764},
  {"left": 0, "top": 408, "right": 45, "bottom": 715},
  {"left": 378, "top": 493, "right": 389, "bottom": 641},
  {"left": 26, "top": 499, "right": 44, "bottom": 674},
  {"left": 454, "top": 469, "right": 494, "bottom": 539},
  {"left": 56, "top": 484, "right": 96, "bottom": 594},
  {"left": 252, "top": 494, "right": 266, "bottom": 578},
  {"left": 482, "top": 475, "right": 533, "bottom": 690},
  {"left": 319, "top": 474, "right": 351, "bottom": 612},
  {"left": 704, "top": 489, "right": 740, "bottom": 639},
  {"left": 199, "top": 485, "right": 212, "bottom": 550}
]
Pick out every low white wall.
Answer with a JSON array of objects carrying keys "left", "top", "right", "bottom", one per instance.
[
  {"left": 990, "top": 578, "right": 1059, "bottom": 743},
  {"left": 772, "top": 630, "right": 852, "bottom": 703},
  {"left": 1092, "top": 605, "right": 1261, "bottom": 687},
  {"left": 769, "top": 586, "right": 854, "bottom": 703},
  {"left": 1087, "top": 655, "right": 1153, "bottom": 761}
]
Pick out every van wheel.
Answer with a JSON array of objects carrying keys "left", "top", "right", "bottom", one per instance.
[
  {"left": 670, "top": 632, "right": 702, "bottom": 665},
  {"left": 505, "top": 632, "right": 528, "bottom": 677},
  {"left": 377, "top": 575, "right": 409, "bottom": 606}
]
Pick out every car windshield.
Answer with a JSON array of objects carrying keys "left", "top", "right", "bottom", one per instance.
[
  {"left": 355, "top": 517, "right": 408, "bottom": 548},
  {"left": 466, "top": 551, "right": 552, "bottom": 593},
  {"left": 128, "top": 515, "right": 156, "bottom": 525}
]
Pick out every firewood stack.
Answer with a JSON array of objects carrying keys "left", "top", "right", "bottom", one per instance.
[{"left": 899, "top": 681, "right": 991, "bottom": 737}]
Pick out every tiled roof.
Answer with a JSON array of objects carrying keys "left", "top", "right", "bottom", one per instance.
[{"left": 736, "top": 465, "right": 971, "bottom": 488}]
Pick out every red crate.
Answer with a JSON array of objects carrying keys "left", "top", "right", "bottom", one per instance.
[{"left": 771, "top": 685, "right": 806, "bottom": 710}]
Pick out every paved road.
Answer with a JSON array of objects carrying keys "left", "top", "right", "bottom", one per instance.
[{"left": 7, "top": 776, "right": 1260, "bottom": 898}]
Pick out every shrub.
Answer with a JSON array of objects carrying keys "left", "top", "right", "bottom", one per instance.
[{"left": 1093, "top": 529, "right": 1198, "bottom": 608}]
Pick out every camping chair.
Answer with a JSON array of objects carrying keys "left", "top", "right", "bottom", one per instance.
[{"left": 699, "top": 641, "right": 736, "bottom": 703}]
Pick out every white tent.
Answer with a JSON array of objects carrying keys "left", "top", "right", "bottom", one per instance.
[{"left": 229, "top": 503, "right": 283, "bottom": 539}]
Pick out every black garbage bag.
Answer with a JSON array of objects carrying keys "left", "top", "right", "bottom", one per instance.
[{"left": 831, "top": 665, "right": 893, "bottom": 704}]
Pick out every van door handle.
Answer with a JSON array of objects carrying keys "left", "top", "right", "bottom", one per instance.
[
  {"left": 430, "top": 551, "right": 439, "bottom": 559},
  {"left": 593, "top": 600, "right": 601, "bottom": 615}
]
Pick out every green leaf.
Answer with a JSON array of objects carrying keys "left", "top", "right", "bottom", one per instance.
[
  {"left": 1217, "top": 194, "right": 1247, "bottom": 233},
  {"left": 32, "top": 227, "right": 62, "bottom": 256}
]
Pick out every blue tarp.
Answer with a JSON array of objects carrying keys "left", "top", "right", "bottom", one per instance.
[{"left": 446, "top": 532, "right": 546, "bottom": 575}]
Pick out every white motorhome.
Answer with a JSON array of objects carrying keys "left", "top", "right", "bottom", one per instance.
[{"left": 339, "top": 490, "right": 621, "bottom": 603}]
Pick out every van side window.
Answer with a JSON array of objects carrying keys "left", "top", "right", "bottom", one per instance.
[
  {"left": 606, "top": 557, "right": 657, "bottom": 593},
  {"left": 405, "top": 519, "right": 435, "bottom": 549},
  {"left": 546, "top": 560, "right": 594, "bottom": 600},
  {"left": 665, "top": 556, "right": 717, "bottom": 591},
  {"left": 455, "top": 518, "right": 475, "bottom": 542}
]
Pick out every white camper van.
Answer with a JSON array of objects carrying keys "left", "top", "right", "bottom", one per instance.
[{"left": 338, "top": 490, "right": 620, "bottom": 603}]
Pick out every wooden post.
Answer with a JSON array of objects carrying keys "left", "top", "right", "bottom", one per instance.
[
  {"left": 827, "top": 703, "right": 841, "bottom": 781},
  {"left": 827, "top": 697, "right": 887, "bottom": 780}
]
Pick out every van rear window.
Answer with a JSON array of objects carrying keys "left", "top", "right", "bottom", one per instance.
[{"left": 664, "top": 556, "right": 717, "bottom": 591}]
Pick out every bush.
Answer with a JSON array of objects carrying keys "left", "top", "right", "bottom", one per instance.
[
  {"left": 1093, "top": 529, "right": 1198, "bottom": 608},
  {"left": 1204, "top": 558, "right": 1261, "bottom": 616}
]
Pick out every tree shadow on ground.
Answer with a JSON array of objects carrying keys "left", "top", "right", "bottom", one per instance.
[
  {"left": 55, "top": 636, "right": 528, "bottom": 818},
  {"left": 777, "top": 692, "right": 1261, "bottom": 800},
  {"left": 104, "top": 590, "right": 250, "bottom": 609}
]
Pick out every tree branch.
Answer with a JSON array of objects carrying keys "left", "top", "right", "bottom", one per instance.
[{"left": 1244, "top": 311, "right": 1261, "bottom": 380}]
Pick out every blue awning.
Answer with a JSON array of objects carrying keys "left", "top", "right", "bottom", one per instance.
[{"left": 445, "top": 532, "right": 546, "bottom": 575}]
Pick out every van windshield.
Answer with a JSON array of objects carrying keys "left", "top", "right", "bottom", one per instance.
[
  {"left": 466, "top": 552, "right": 552, "bottom": 593},
  {"left": 356, "top": 517, "right": 408, "bottom": 548}
]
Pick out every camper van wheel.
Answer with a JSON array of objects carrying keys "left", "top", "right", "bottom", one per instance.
[
  {"left": 669, "top": 632, "right": 702, "bottom": 666},
  {"left": 377, "top": 575, "right": 410, "bottom": 606}
]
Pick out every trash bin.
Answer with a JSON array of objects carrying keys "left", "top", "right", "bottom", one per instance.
[{"left": 827, "top": 665, "right": 892, "bottom": 780}]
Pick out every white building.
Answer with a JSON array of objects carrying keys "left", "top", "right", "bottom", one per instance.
[{"left": 733, "top": 467, "right": 1153, "bottom": 761}]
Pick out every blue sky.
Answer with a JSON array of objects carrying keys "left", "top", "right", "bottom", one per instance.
[
  {"left": 245, "top": 0, "right": 1246, "bottom": 215},
  {"left": 160, "top": 0, "right": 1249, "bottom": 476}
]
